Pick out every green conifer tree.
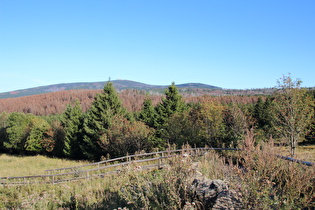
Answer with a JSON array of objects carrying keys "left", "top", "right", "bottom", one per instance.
[
  {"left": 61, "top": 100, "right": 84, "bottom": 159},
  {"left": 138, "top": 95, "right": 158, "bottom": 128},
  {"left": 153, "top": 82, "right": 187, "bottom": 148},
  {"left": 254, "top": 97, "right": 265, "bottom": 128},
  {"left": 155, "top": 82, "right": 186, "bottom": 128},
  {"left": 81, "top": 82, "right": 126, "bottom": 160}
]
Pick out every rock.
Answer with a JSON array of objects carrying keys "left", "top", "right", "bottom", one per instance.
[{"left": 190, "top": 176, "right": 242, "bottom": 209}]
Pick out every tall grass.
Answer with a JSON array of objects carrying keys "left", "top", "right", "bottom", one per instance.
[
  {"left": 1, "top": 140, "right": 315, "bottom": 209},
  {"left": 235, "top": 129, "right": 315, "bottom": 209},
  {"left": 0, "top": 153, "right": 201, "bottom": 209}
]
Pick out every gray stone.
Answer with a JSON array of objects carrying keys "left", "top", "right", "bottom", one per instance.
[{"left": 190, "top": 176, "right": 242, "bottom": 209}]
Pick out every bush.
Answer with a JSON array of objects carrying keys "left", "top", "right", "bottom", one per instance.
[{"left": 236, "top": 130, "right": 315, "bottom": 209}]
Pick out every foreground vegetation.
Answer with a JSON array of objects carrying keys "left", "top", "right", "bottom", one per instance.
[
  {"left": 1, "top": 143, "right": 314, "bottom": 178},
  {"left": 1, "top": 140, "right": 315, "bottom": 209}
]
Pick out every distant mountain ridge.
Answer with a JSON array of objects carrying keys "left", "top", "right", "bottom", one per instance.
[{"left": 0, "top": 80, "right": 221, "bottom": 99}]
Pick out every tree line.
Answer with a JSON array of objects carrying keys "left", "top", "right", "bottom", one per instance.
[
  {"left": 0, "top": 88, "right": 262, "bottom": 116},
  {"left": 0, "top": 75, "right": 314, "bottom": 160}
]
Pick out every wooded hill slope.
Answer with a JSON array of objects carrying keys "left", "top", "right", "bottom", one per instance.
[
  {"left": 0, "top": 88, "right": 260, "bottom": 115},
  {"left": 0, "top": 79, "right": 278, "bottom": 99},
  {"left": 0, "top": 80, "right": 223, "bottom": 99}
]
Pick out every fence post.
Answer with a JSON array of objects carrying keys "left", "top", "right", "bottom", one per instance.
[
  {"left": 159, "top": 153, "right": 164, "bottom": 169},
  {"left": 158, "top": 157, "right": 161, "bottom": 169}
]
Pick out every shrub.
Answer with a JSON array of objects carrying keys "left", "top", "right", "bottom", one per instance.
[{"left": 236, "top": 129, "right": 315, "bottom": 209}]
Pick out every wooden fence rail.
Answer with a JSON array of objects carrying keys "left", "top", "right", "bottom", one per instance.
[
  {"left": 1, "top": 148, "right": 216, "bottom": 185},
  {"left": 0, "top": 147, "right": 313, "bottom": 186}
]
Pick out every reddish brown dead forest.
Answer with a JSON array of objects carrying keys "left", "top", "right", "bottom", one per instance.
[{"left": 0, "top": 88, "right": 260, "bottom": 115}]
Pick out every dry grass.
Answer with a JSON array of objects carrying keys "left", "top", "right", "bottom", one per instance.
[
  {"left": 0, "top": 154, "right": 90, "bottom": 177},
  {"left": 1, "top": 142, "right": 315, "bottom": 209},
  {"left": 197, "top": 149, "right": 228, "bottom": 180},
  {"left": 276, "top": 145, "right": 315, "bottom": 162},
  {"left": 0, "top": 152, "right": 201, "bottom": 209},
  {"left": 234, "top": 130, "right": 315, "bottom": 209}
]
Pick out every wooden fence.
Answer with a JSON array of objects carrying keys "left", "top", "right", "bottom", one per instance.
[
  {"left": 0, "top": 148, "right": 226, "bottom": 185},
  {"left": 0, "top": 147, "right": 313, "bottom": 186}
]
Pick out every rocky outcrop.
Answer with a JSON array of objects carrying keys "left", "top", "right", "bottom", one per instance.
[{"left": 189, "top": 172, "right": 242, "bottom": 209}]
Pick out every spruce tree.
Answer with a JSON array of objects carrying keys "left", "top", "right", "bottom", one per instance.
[
  {"left": 155, "top": 82, "right": 186, "bottom": 128},
  {"left": 153, "top": 82, "right": 187, "bottom": 148},
  {"left": 139, "top": 95, "right": 158, "bottom": 128},
  {"left": 61, "top": 100, "right": 84, "bottom": 159},
  {"left": 81, "top": 82, "right": 126, "bottom": 160},
  {"left": 254, "top": 97, "right": 265, "bottom": 128}
]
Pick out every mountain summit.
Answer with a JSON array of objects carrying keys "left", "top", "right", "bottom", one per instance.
[{"left": 0, "top": 80, "right": 221, "bottom": 99}]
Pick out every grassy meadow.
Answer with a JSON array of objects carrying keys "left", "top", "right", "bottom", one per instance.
[
  {"left": 1, "top": 145, "right": 314, "bottom": 178},
  {"left": 0, "top": 154, "right": 90, "bottom": 177},
  {"left": 1, "top": 141, "right": 315, "bottom": 209}
]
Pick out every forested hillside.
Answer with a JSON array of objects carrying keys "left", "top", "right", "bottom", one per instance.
[
  {"left": 0, "top": 89, "right": 155, "bottom": 115},
  {"left": 0, "top": 80, "right": 223, "bottom": 99},
  {"left": 0, "top": 79, "right": 277, "bottom": 99},
  {"left": 0, "top": 88, "right": 259, "bottom": 115},
  {"left": 0, "top": 76, "right": 314, "bottom": 160}
]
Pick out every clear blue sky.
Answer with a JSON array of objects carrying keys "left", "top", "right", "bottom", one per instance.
[{"left": 1, "top": 0, "right": 314, "bottom": 93}]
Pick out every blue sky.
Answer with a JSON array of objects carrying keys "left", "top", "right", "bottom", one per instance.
[{"left": 0, "top": 0, "right": 314, "bottom": 93}]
